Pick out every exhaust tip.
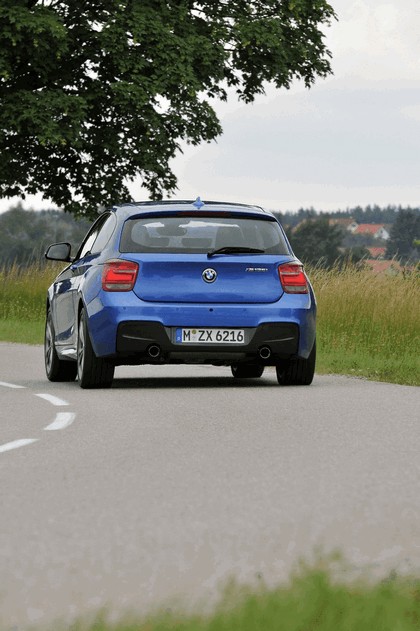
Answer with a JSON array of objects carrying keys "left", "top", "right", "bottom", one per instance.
[
  {"left": 147, "top": 344, "right": 161, "bottom": 359},
  {"left": 259, "top": 346, "right": 271, "bottom": 360}
]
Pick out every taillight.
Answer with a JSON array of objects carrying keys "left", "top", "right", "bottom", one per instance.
[
  {"left": 102, "top": 259, "right": 139, "bottom": 291},
  {"left": 278, "top": 263, "right": 309, "bottom": 294}
]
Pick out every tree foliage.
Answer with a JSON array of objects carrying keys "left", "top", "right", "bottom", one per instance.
[
  {"left": 276, "top": 205, "right": 403, "bottom": 229},
  {"left": 0, "top": 204, "right": 91, "bottom": 265},
  {"left": 386, "top": 209, "right": 420, "bottom": 262},
  {"left": 0, "top": 0, "right": 335, "bottom": 217},
  {"left": 287, "top": 217, "right": 343, "bottom": 268}
]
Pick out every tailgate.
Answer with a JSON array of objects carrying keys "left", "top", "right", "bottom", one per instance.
[{"left": 130, "top": 255, "right": 289, "bottom": 304}]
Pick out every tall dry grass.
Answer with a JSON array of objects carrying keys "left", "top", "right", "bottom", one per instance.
[{"left": 309, "top": 263, "right": 420, "bottom": 384}]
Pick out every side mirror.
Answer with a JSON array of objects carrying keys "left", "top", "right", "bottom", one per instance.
[{"left": 45, "top": 242, "right": 73, "bottom": 262}]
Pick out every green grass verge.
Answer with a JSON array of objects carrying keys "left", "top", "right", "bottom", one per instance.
[
  {"left": 0, "top": 261, "right": 53, "bottom": 345},
  {"left": 316, "top": 349, "right": 420, "bottom": 386},
  {"left": 39, "top": 563, "right": 420, "bottom": 631},
  {"left": 0, "top": 318, "right": 44, "bottom": 345},
  {"left": 1, "top": 262, "right": 419, "bottom": 386}
]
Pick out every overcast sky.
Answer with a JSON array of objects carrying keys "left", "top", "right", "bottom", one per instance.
[{"left": 2, "top": 0, "right": 420, "bottom": 213}]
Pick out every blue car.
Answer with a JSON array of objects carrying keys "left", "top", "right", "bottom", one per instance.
[{"left": 44, "top": 199, "right": 316, "bottom": 388}]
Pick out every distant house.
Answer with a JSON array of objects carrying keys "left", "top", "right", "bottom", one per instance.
[
  {"left": 353, "top": 224, "right": 390, "bottom": 240},
  {"left": 347, "top": 221, "right": 359, "bottom": 233},
  {"left": 367, "top": 246, "right": 386, "bottom": 259},
  {"left": 328, "top": 218, "right": 359, "bottom": 233}
]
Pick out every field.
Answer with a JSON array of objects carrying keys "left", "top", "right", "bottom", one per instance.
[{"left": 0, "top": 261, "right": 419, "bottom": 386}]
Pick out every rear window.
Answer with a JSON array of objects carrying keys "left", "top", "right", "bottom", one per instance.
[{"left": 120, "top": 216, "right": 289, "bottom": 255}]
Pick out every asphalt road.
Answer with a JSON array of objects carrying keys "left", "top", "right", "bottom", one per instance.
[{"left": 1, "top": 342, "right": 419, "bottom": 629}]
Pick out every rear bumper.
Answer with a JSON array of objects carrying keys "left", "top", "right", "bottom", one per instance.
[
  {"left": 115, "top": 321, "right": 299, "bottom": 365},
  {"left": 86, "top": 291, "right": 316, "bottom": 364}
]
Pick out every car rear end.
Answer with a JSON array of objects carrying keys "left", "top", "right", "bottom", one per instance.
[{"left": 86, "top": 202, "right": 316, "bottom": 371}]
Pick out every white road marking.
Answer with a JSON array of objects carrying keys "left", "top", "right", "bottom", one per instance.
[
  {"left": 0, "top": 381, "right": 26, "bottom": 389},
  {"left": 0, "top": 438, "right": 39, "bottom": 453},
  {"left": 44, "top": 412, "right": 76, "bottom": 431},
  {"left": 35, "top": 393, "right": 69, "bottom": 407},
  {"left": 0, "top": 386, "right": 76, "bottom": 451}
]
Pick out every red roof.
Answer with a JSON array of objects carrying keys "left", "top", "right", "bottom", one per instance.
[
  {"left": 354, "top": 223, "right": 385, "bottom": 235},
  {"left": 367, "top": 247, "right": 386, "bottom": 258}
]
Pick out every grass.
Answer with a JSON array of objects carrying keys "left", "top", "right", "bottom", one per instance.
[
  {"left": 0, "top": 318, "right": 45, "bottom": 344},
  {"left": 0, "top": 261, "right": 55, "bottom": 320},
  {"left": 309, "top": 264, "right": 420, "bottom": 386},
  {"left": 0, "top": 261, "right": 419, "bottom": 386},
  {"left": 0, "top": 261, "right": 57, "bottom": 344},
  {"left": 37, "top": 560, "right": 420, "bottom": 631}
]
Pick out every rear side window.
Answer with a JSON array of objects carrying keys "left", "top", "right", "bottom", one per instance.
[
  {"left": 90, "top": 214, "right": 117, "bottom": 254},
  {"left": 120, "top": 216, "right": 289, "bottom": 255},
  {"left": 76, "top": 213, "right": 110, "bottom": 259}
]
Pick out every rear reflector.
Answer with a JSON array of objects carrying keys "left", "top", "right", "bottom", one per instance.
[
  {"left": 278, "top": 263, "right": 309, "bottom": 294},
  {"left": 102, "top": 259, "right": 139, "bottom": 291}
]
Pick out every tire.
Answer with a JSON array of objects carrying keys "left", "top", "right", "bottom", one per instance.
[
  {"left": 77, "top": 309, "right": 114, "bottom": 389},
  {"left": 276, "top": 340, "right": 316, "bottom": 386},
  {"left": 231, "top": 364, "right": 265, "bottom": 379},
  {"left": 44, "top": 310, "right": 77, "bottom": 382}
]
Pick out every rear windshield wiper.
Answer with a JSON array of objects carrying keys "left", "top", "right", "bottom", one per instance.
[{"left": 207, "top": 247, "right": 265, "bottom": 258}]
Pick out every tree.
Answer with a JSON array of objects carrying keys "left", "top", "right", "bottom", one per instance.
[
  {"left": 339, "top": 246, "right": 370, "bottom": 266},
  {"left": 350, "top": 204, "right": 399, "bottom": 225},
  {"left": 0, "top": 0, "right": 336, "bottom": 217},
  {"left": 288, "top": 217, "right": 343, "bottom": 268},
  {"left": 0, "top": 204, "right": 91, "bottom": 265},
  {"left": 386, "top": 209, "right": 420, "bottom": 262}
]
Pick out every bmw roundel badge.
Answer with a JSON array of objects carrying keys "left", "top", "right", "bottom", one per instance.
[{"left": 202, "top": 268, "right": 217, "bottom": 283}]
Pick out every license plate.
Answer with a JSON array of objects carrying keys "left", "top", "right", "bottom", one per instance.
[{"left": 175, "top": 328, "right": 245, "bottom": 344}]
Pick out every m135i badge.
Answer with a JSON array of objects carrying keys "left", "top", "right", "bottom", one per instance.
[
  {"left": 202, "top": 268, "right": 217, "bottom": 283},
  {"left": 246, "top": 267, "right": 268, "bottom": 272}
]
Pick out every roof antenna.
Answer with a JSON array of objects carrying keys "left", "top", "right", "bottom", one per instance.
[{"left": 193, "top": 196, "right": 204, "bottom": 209}]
